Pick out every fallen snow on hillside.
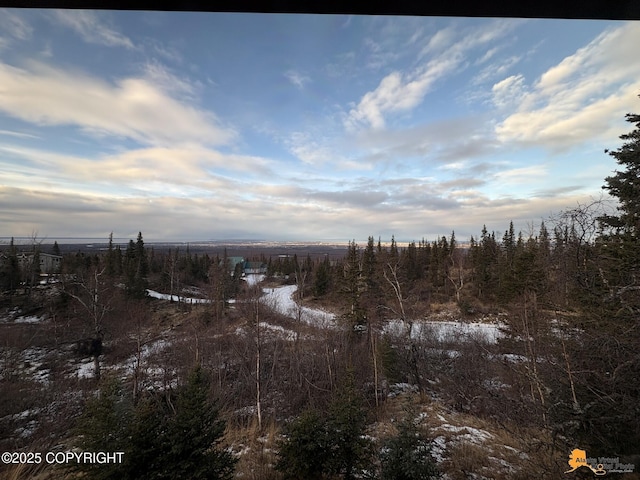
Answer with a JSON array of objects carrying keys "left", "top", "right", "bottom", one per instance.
[
  {"left": 0, "top": 347, "right": 51, "bottom": 384},
  {"left": 122, "top": 338, "right": 172, "bottom": 373},
  {"left": 235, "top": 322, "right": 303, "bottom": 342},
  {"left": 385, "top": 319, "right": 504, "bottom": 344},
  {"left": 76, "top": 358, "right": 97, "bottom": 379},
  {"left": 147, "top": 289, "right": 211, "bottom": 304},
  {"left": 13, "top": 315, "right": 47, "bottom": 324},
  {"left": 244, "top": 274, "right": 265, "bottom": 286},
  {"left": 261, "top": 285, "right": 335, "bottom": 328},
  {"left": 0, "top": 307, "right": 47, "bottom": 324}
]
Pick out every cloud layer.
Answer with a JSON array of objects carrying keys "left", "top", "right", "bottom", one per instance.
[
  {"left": 0, "top": 60, "right": 233, "bottom": 147},
  {"left": 0, "top": 13, "right": 635, "bottom": 242}
]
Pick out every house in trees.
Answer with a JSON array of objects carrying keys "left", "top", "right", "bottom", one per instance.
[
  {"left": 223, "top": 256, "right": 267, "bottom": 275},
  {"left": 39, "top": 253, "right": 63, "bottom": 273},
  {"left": 227, "top": 256, "right": 245, "bottom": 272},
  {"left": 17, "top": 252, "right": 62, "bottom": 274},
  {"left": 244, "top": 261, "right": 267, "bottom": 275}
]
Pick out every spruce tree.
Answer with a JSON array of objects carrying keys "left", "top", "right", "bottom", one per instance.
[
  {"left": 325, "top": 371, "right": 373, "bottom": 479},
  {"left": 124, "top": 394, "right": 169, "bottom": 480},
  {"left": 73, "top": 376, "right": 132, "bottom": 479},
  {"left": 342, "top": 241, "right": 366, "bottom": 329},
  {"left": 380, "top": 415, "right": 441, "bottom": 480},
  {"left": 163, "top": 366, "right": 235, "bottom": 480},
  {"left": 314, "top": 256, "right": 331, "bottom": 297},
  {"left": 275, "top": 409, "right": 329, "bottom": 480},
  {"left": 0, "top": 237, "right": 20, "bottom": 293},
  {"left": 105, "top": 233, "right": 115, "bottom": 276},
  {"left": 602, "top": 109, "right": 640, "bottom": 235},
  {"left": 550, "top": 105, "right": 640, "bottom": 455},
  {"left": 124, "top": 233, "right": 148, "bottom": 298}
]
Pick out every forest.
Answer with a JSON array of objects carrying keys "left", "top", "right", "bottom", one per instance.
[{"left": 0, "top": 111, "right": 639, "bottom": 479}]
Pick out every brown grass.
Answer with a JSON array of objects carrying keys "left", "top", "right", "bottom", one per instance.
[{"left": 225, "top": 416, "right": 283, "bottom": 480}]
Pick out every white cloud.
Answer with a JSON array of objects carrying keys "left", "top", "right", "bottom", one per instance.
[
  {"left": 142, "top": 61, "right": 199, "bottom": 98},
  {"left": 286, "top": 132, "right": 330, "bottom": 164},
  {"left": 492, "top": 74, "right": 526, "bottom": 109},
  {"left": 347, "top": 19, "right": 522, "bottom": 131},
  {"left": 0, "top": 9, "right": 32, "bottom": 40},
  {"left": 476, "top": 46, "right": 500, "bottom": 65},
  {"left": 474, "top": 55, "right": 521, "bottom": 85},
  {"left": 0, "top": 159, "right": 600, "bottom": 242},
  {"left": 420, "top": 26, "right": 456, "bottom": 56},
  {"left": 53, "top": 10, "right": 134, "bottom": 49},
  {"left": 0, "top": 60, "right": 234, "bottom": 147},
  {"left": 284, "top": 70, "right": 310, "bottom": 90},
  {"left": 0, "top": 129, "right": 39, "bottom": 139},
  {"left": 496, "top": 22, "right": 640, "bottom": 150},
  {"left": 494, "top": 164, "right": 547, "bottom": 184},
  {"left": 0, "top": 143, "right": 275, "bottom": 198},
  {"left": 284, "top": 131, "right": 369, "bottom": 171}
]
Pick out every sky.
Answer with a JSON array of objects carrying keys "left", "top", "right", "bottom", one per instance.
[{"left": 1, "top": 10, "right": 639, "bottom": 243}]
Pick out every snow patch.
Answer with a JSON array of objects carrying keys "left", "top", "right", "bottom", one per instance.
[
  {"left": 261, "top": 285, "right": 335, "bottom": 328},
  {"left": 14, "top": 315, "right": 47, "bottom": 324},
  {"left": 385, "top": 319, "right": 504, "bottom": 344},
  {"left": 76, "top": 358, "right": 98, "bottom": 379},
  {"left": 244, "top": 274, "right": 265, "bottom": 286},
  {"left": 437, "top": 424, "right": 493, "bottom": 443},
  {"left": 147, "top": 289, "right": 211, "bottom": 304}
]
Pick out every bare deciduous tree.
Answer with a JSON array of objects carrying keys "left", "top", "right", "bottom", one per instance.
[{"left": 64, "top": 266, "right": 113, "bottom": 380}]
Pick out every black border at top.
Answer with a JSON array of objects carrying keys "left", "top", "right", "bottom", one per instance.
[{"left": 1, "top": 0, "right": 639, "bottom": 20}]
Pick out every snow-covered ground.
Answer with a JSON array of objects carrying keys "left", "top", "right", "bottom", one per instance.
[
  {"left": 257, "top": 284, "right": 502, "bottom": 341},
  {"left": 13, "top": 315, "right": 47, "bottom": 324},
  {"left": 261, "top": 285, "right": 335, "bottom": 328},
  {"left": 147, "top": 289, "right": 211, "bottom": 304},
  {"left": 0, "top": 307, "right": 47, "bottom": 324},
  {"left": 146, "top": 274, "right": 265, "bottom": 303},
  {"left": 76, "top": 358, "right": 97, "bottom": 379},
  {"left": 385, "top": 319, "right": 504, "bottom": 344},
  {"left": 244, "top": 274, "right": 265, "bottom": 286},
  {"left": 0, "top": 347, "right": 51, "bottom": 384}
]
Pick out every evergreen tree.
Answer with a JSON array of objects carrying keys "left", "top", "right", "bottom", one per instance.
[
  {"left": 341, "top": 241, "right": 366, "bottom": 329},
  {"left": 325, "top": 371, "right": 373, "bottom": 479},
  {"left": 163, "top": 366, "right": 235, "bottom": 480},
  {"left": 566, "top": 105, "right": 640, "bottom": 453},
  {"left": 276, "top": 371, "right": 374, "bottom": 480},
  {"left": 378, "top": 335, "right": 402, "bottom": 384},
  {"left": 380, "top": 415, "right": 441, "bottom": 480},
  {"left": 401, "top": 240, "right": 420, "bottom": 282},
  {"left": 124, "top": 394, "right": 169, "bottom": 480},
  {"left": 135, "top": 231, "right": 148, "bottom": 278},
  {"left": 497, "top": 221, "right": 517, "bottom": 302},
  {"left": 114, "top": 245, "right": 123, "bottom": 276},
  {"left": 601, "top": 108, "right": 640, "bottom": 235},
  {"left": 389, "top": 235, "right": 398, "bottom": 259},
  {"left": 275, "top": 409, "right": 329, "bottom": 480},
  {"left": 314, "top": 256, "right": 331, "bottom": 297},
  {"left": 124, "top": 233, "right": 148, "bottom": 298},
  {"left": 73, "top": 376, "right": 132, "bottom": 479},
  {"left": 0, "top": 237, "right": 20, "bottom": 293},
  {"left": 74, "top": 368, "right": 236, "bottom": 480},
  {"left": 105, "top": 233, "right": 116, "bottom": 276},
  {"left": 362, "top": 236, "right": 377, "bottom": 288},
  {"left": 546, "top": 106, "right": 640, "bottom": 455}
]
